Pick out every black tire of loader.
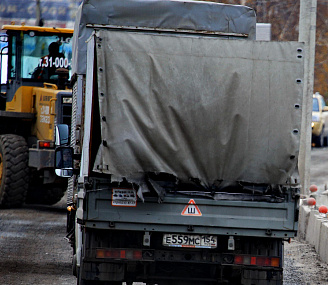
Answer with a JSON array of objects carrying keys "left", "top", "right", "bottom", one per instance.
[{"left": 0, "top": 134, "right": 29, "bottom": 207}]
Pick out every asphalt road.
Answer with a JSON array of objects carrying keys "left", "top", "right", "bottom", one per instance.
[
  {"left": 0, "top": 147, "right": 327, "bottom": 285},
  {"left": 0, "top": 202, "right": 75, "bottom": 285},
  {"left": 310, "top": 146, "right": 328, "bottom": 192}
]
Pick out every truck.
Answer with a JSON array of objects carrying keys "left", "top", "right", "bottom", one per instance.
[
  {"left": 0, "top": 25, "right": 73, "bottom": 207},
  {"left": 55, "top": 0, "right": 304, "bottom": 284}
]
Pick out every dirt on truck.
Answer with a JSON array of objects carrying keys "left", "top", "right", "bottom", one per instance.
[{"left": 55, "top": 0, "right": 305, "bottom": 284}]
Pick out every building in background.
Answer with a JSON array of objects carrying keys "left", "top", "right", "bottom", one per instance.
[{"left": 0, "top": 0, "right": 82, "bottom": 30}]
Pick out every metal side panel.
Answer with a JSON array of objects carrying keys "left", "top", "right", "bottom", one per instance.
[
  {"left": 82, "top": 189, "right": 297, "bottom": 238},
  {"left": 80, "top": 34, "right": 95, "bottom": 178}
]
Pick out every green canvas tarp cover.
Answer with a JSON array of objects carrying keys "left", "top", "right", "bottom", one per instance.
[{"left": 93, "top": 30, "right": 304, "bottom": 188}]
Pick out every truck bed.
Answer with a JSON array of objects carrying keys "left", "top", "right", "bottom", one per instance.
[{"left": 78, "top": 185, "right": 298, "bottom": 238}]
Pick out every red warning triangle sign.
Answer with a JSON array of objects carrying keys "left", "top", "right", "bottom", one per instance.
[{"left": 181, "top": 199, "right": 202, "bottom": 216}]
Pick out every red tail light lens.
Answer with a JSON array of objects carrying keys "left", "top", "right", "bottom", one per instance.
[
  {"left": 234, "top": 255, "right": 280, "bottom": 268},
  {"left": 250, "top": 256, "right": 257, "bottom": 265},
  {"left": 96, "top": 249, "right": 143, "bottom": 260},
  {"left": 38, "top": 141, "right": 54, "bottom": 148},
  {"left": 256, "top": 257, "right": 271, "bottom": 266}
]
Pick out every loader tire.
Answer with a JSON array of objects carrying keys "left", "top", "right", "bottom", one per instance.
[{"left": 0, "top": 134, "right": 29, "bottom": 207}]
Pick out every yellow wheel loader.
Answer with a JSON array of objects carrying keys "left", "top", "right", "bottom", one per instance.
[{"left": 0, "top": 25, "right": 73, "bottom": 207}]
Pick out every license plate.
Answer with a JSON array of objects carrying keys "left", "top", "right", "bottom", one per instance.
[{"left": 163, "top": 234, "right": 217, "bottom": 249}]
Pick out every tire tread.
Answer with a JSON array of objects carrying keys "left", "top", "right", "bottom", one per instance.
[{"left": 0, "top": 134, "right": 29, "bottom": 207}]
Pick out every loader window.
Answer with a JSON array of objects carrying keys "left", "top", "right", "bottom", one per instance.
[
  {"left": 21, "top": 32, "right": 72, "bottom": 81},
  {"left": 10, "top": 36, "right": 16, "bottom": 79},
  {"left": 0, "top": 34, "right": 8, "bottom": 85}
]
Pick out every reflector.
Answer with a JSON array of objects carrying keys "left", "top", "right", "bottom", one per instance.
[
  {"left": 271, "top": 257, "right": 280, "bottom": 267},
  {"left": 96, "top": 249, "right": 105, "bottom": 259},
  {"left": 133, "top": 250, "right": 142, "bottom": 260},
  {"left": 234, "top": 255, "right": 243, "bottom": 265},
  {"left": 120, "top": 250, "right": 126, "bottom": 259}
]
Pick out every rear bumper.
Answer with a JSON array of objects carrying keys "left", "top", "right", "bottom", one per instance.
[{"left": 79, "top": 229, "right": 284, "bottom": 284}]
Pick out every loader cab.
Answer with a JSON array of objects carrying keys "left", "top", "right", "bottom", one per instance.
[
  {"left": 0, "top": 25, "right": 73, "bottom": 108},
  {"left": 0, "top": 34, "right": 8, "bottom": 96}
]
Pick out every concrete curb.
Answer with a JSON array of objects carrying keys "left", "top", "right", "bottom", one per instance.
[{"left": 298, "top": 204, "right": 328, "bottom": 263}]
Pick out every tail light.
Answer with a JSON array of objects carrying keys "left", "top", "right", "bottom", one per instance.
[
  {"left": 38, "top": 140, "right": 54, "bottom": 149},
  {"left": 96, "top": 249, "right": 143, "bottom": 260},
  {"left": 234, "top": 255, "right": 280, "bottom": 268}
]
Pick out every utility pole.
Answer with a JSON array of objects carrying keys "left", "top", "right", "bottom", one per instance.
[
  {"left": 298, "top": 0, "right": 317, "bottom": 195},
  {"left": 35, "top": 0, "right": 44, "bottom": 26}
]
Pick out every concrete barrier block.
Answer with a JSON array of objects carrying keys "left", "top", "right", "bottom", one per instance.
[
  {"left": 298, "top": 202, "right": 328, "bottom": 264},
  {"left": 298, "top": 205, "right": 311, "bottom": 240},
  {"left": 313, "top": 215, "right": 324, "bottom": 252},
  {"left": 315, "top": 194, "right": 328, "bottom": 208},
  {"left": 318, "top": 191, "right": 328, "bottom": 206},
  {"left": 306, "top": 210, "right": 319, "bottom": 246},
  {"left": 318, "top": 221, "right": 328, "bottom": 263}
]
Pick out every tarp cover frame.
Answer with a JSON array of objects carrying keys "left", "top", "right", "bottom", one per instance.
[{"left": 72, "top": 0, "right": 256, "bottom": 75}]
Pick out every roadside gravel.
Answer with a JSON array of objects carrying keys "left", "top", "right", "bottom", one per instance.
[{"left": 284, "top": 238, "right": 328, "bottom": 285}]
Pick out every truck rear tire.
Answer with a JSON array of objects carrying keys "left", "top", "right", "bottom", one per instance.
[{"left": 0, "top": 134, "right": 29, "bottom": 207}]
